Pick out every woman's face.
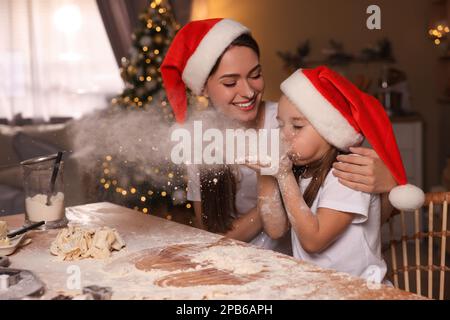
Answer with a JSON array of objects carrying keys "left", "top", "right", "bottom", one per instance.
[
  {"left": 203, "top": 46, "right": 264, "bottom": 124},
  {"left": 277, "top": 95, "right": 331, "bottom": 166}
]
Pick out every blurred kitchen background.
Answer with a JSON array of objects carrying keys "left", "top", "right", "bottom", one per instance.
[{"left": 0, "top": 0, "right": 449, "bottom": 219}]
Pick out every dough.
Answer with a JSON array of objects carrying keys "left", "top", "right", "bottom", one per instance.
[
  {"left": 0, "top": 221, "right": 7, "bottom": 238},
  {"left": 0, "top": 221, "right": 9, "bottom": 246},
  {"left": 50, "top": 225, "right": 125, "bottom": 260}
]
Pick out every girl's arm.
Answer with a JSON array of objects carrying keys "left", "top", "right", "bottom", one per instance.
[
  {"left": 224, "top": 207, "right": 263, "bottom": 242},
  {"left": 257, "top": 174, "right": 289, "bottom": 239},
  {"left": 192, "top": 200, "right": 263, "bottom": 242},
  {"left": 276, "top": 171, "right": 354, "bottom": 254}
]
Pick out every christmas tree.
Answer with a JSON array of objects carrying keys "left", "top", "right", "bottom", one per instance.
[
  {"left": 114, "top": 0, "right": 176, "bottom": 117},
  {"left": 94, "top": 0, "right": 193, "bottom": 220}
]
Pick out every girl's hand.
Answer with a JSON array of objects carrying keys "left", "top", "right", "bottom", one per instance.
[
  {"left": 332, "top": 146, "right": 397, "bottom": 194},
  {"left": 273, "top": 154, "right": 293, "bottom": 180},
  {"left": 244, "top": 159, "right": 269, "bottom": 174},
  {"left": 245, "top": 134, "right": 293, "bottom": 178},
  {"left": 271, "top": 133, "right": 293, "bottom": 180},
  {"left": 245, "top": 154, "right": 293, "bottom": 179}
]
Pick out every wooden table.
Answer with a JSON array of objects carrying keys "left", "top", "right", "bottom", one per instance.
[{"left": 2, "top": 202, "right": 424, "bottom": 300}]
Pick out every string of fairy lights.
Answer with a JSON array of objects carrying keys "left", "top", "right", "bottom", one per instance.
[
  {"left": 111, "top": 0, "right": 180, "bottom": 121},
  {"left": 98, "top": 0, "right": 193, "bottom": 219},
  {"left": 99, "top": 154, "right": 192, "bottom": 217},
  {"left": 429, "top": 23, "right": 450, "bottom": 46}
]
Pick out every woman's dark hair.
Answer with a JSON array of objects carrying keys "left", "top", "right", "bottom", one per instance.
[
  {"left": 208, "top": 33, "right": 260, "bottom": 77},
  {"left": 199, "top": 165, "right": 237, "bottom": 233},
  {"left": 198, "top": 33, "right": 260, "bottom": 234}
]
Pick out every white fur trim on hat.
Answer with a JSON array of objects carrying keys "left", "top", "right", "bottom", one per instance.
[
  {"left": 389, "top": 184, "right": 425, "bottom": 211},
  {"left": 280, "top": 69, "right": 363, "bottom": 151},
  {"left": 182, "top": 19, "right": 249, "bottom": 95}
]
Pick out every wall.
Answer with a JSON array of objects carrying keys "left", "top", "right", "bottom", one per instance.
[
  {"left": 191, "top": 0, "right": 444, "bottom": 190},
  {"left": 439, "top": 0, "right": 450, "bottom": 173}
]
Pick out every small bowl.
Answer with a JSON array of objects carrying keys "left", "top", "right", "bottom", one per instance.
[{"left": 0, "top": 234, "right": 27, "bottom": 256}]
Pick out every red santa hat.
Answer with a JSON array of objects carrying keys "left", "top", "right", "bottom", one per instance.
[
  {"left": 280, "top": 66, "right": 425, "bottom": 211},
  {"left": 161, "top": 18, "right": 250, "bottom": 123}
]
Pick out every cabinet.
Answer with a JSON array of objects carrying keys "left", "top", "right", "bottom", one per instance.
[
  {"left": 362, "top": 116, "right": 423, "bottom": 189},
  {"left": 366, "top": 116, "right": 423, "bottom": 244},
  {"left": 391, "top": 117, "right": 423, "bottom": 189}
]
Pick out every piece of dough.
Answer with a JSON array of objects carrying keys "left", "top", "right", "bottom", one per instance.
[
  {"left": 50, "top": 226, "right": 125, "bottom": 260},
  {"left": 0, "top": 221, "right": 7, "bottom": 238},
  {"left": 0, "top": 221, "right": 9, "bottom": 246}
]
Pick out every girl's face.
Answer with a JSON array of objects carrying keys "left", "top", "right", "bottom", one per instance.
[
  {"left": 203, "top": 46, "right": 264, "bottom": 124},
  {"left": 277, "top": 95, "right": 331, "bottom": 166}
]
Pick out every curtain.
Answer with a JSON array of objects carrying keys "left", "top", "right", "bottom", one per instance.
[
  {"left": 0, "top": 0, "right": 123, "bottom": 121},
  {"left": 96, "top": 0, "right": 192, "bottom": 67},
  {"left": 96, "top": 0, "right": 148, "bottom": 67},
  {"left": 170, "top": 0, "right": 192, "bottom": 26}
]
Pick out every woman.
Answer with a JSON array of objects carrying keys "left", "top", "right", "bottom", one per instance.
[{"left": 161, "top": 18, "right": 396, "bottom": 252}]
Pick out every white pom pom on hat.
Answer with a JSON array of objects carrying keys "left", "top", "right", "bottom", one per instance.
[{"left": 389, "top": 184, "right": 425, "bottom": 211}]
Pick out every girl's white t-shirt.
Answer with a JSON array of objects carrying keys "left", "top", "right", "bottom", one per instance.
[
  {"left": 292, "top": 171, "right": 387, "bottom": 282},
  {"left": 186, "top": 101, "right": 283, "bottom": 251}
]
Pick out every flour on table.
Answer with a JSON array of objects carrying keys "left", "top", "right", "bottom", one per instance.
[
  {"left": 50, "top": 225, "right": 125, "bottom": 260},
  {"left": 190, "top": 245, "right": 267, "bottom": 275}
]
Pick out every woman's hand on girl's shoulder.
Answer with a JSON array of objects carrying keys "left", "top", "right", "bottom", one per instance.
[{"left": 332, "top": 147, "right": 397, "bottom": 194}]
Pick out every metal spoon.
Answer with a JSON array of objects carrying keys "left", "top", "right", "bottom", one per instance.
[
  {"left": 7, "top": 221, "right": 45, "bottom": 238},
  {"left": 46, "top": 151, "right": 63, "bottom": 206}
]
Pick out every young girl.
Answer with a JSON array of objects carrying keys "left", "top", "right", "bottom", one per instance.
[
  {"left": 161, "top": 18, "right": 398, "bottom": 254},
  {"left": 257, "top": 66, "right": 424, "bottom": 281}
]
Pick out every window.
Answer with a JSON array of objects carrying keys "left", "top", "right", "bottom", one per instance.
[{"left": 0, "top": 0, "right": 123, "bottom": 121}]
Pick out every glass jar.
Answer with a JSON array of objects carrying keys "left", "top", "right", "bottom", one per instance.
[{"left": 21, "top": 154, "right": 68, "bottom": 229}]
